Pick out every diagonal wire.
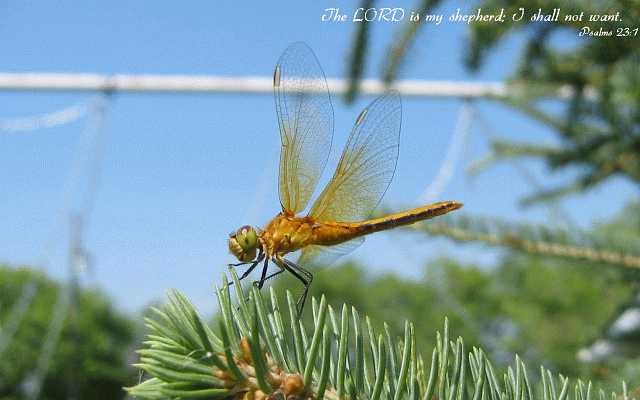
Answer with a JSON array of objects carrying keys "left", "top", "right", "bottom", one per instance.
[
  {"left": 0, "top": 96, "right": 110, "bottom": 400},
  {"left": 241, "top": 145, "right": 278, "bottom": 226},
  {"left": 419, "top": 99, "right": 474, "bottom": 203},
  {"left": 0, "top": 281, "right": 37, "bottom": 354},
  {"left": 401, "top": 99, "right": 498, "bottom": 355},
  {"left": 472, "top": 106, "right": 576, "bottom": 228},
  {"left": 22, "top": 94, "right": 110, "bottom": 400},
  {"left": 78, "top": 95, "right": 110, "bottom": 224},
  {"left": 0, "top": 102, "right": 87, "bottom": 133},
  {"left": 0, "top": 97, "right": 98, "bottom": 356},
  {"left": 20, "top": 283, "right": 72, "bottom": 399}
]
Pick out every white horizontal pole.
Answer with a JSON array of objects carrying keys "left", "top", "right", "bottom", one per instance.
[
  {"left": 0, "top": 72, "right": 507, "bottom": 98},
  {"left": 0, "top": 72, "right": 591, "bottom": 99}
]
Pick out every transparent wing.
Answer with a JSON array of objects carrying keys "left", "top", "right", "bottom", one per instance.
[
  {"left": 274, "top": 42, "right": 334, "bottom": 214},
  {"left": 298, "top": 237, "right": 365, "bottom": 267},
  {"left": 308, "top": 91, "right": 401, "bottom": 222}
]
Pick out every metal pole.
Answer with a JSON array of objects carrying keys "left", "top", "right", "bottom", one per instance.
[
  {"left": 0, "top": 72, "right": 518, "bottom": 98},
  {"left": 67, "top": 214, "right": 82, "bottom": 400}
]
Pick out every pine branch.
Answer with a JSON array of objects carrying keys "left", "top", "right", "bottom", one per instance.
[
  {"left": 347, "top": 0, "right": 640, "bottom": 202},
  {"left": 409, "top": 213, "right": 640, "bottom": 271},
  {"left": 518, "top": 169, "right": 611, "bottom": 206},
  {"left": 345, "top": 0, "right": 375, "bottom": 104},
  {"left": 466, "top": 138, "right": 562, "bottom": 177},
  {"left": 127, "top": 270, "right": 634, "bottom": 399},
  {"left": 496, "top": 96, "right": 606, "bottom": 138},
  {"left": 381, "top": 0, "right": 442, "bottom": 84}
]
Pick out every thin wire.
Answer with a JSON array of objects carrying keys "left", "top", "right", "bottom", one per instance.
[
  {"left": 22, "top": 96, "right": 110, "bottom": 399},
  {"left": 429, "top": 269, "right": 515, "bottom": 364},
  {"left": 396, "top": 99, "right": 493, "bottom": 353},
  {"left": 0, "top": 102, "right": 87, "bottom": 133},
  {"left": 21, "top": 284, "right": 72, "bottom": 399},
  {"left": 473, "top": 107, "right": 576, "bottom": 228},
  {"left": 0, "top": 97, "right": 99, "bottom": 356},
  {"left": 419, "top": 99, "right": 474, "bottom": 203},
  {"left": 0, "top": 281, "right": 37, "bottom": 354},
  {"left": 79, "top": 96, "right": 110, "bottom": 224},
  {"left": 241, "top": 146, "right": 278, "bottom": 225}
]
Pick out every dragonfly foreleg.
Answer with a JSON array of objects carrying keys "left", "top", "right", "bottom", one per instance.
[
  {"left": 280, "top": 257, "right": 313, "bottom": 317},
  {"left": 228, "top": 261, "right": 251, "bottom": 267},
  {"left": 255, "top": 257, "right": 270, "bottom": 289},
  {"left": 253, "top": 268, "right": 284, "bottom": 289},
  {"left": 227, "top": 252, "right": 265, "bottom": 287}
]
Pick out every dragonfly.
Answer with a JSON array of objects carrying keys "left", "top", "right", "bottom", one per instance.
[{"left": 227, "top": 43, "right": 462, "bottom": 315}]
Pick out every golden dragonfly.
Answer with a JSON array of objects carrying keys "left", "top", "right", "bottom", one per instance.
[{"left": 228, "top": 43, "right": 462, "bottom": 315}]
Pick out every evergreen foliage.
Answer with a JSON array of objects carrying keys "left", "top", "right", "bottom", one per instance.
[
  {"left": 272, "top": 257, "right": 635, "bottom": 386},
  {"left": 0, "top": 265, "right": 134, "bottom": 400},
  {"left": 348, "top": 0, "right": 640, "bottom": 203},
  {"left": 128, "top": 270, "right": 634, "bottom": 399},
  {"left": 407, "top": 211, "right": 640, "bottom": 271}
]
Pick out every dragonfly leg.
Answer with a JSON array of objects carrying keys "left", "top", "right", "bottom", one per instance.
[
  {"left": 227, "top": 253, "right": 265, "bottom": 287},
  {"left": 255, "top": 257, "right": 270, "bottom": 289},
  {"left": 236, "top": 260, "right": 285, "bottom": 306},
  {"left": 228, "top": 261, "right": 251, "bottom": 267},
  {"left": 253, "top": 268, "right": 284, "bottom": 289},
  {"left": 244, "top": 259, "right": 285, "bottom": 301},
  {"left": 280, "top": 258, "right": 313, "bottom": 317},
  {"left": 286, "top": 258, "right": 313, "bottom": 281}
]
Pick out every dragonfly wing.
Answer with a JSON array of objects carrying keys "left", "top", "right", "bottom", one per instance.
[
  {"left": 308, "top": 91, "right": 401, "bottom": 222},
  {"left": 298, "top": 237, "right": 365, "bottom": 267},
  {"left": 274, "top": 43, "right": 334, "bottom": 214}
]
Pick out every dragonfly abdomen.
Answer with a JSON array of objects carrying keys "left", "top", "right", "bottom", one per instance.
[
  {"left": 310, "top": 201, "right": 463, "bottom": 246},
  {"left": 356, "top": 201, "right": 462, "bottom": 235}
]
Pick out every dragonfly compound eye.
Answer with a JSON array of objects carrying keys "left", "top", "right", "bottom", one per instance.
[
  {"left": 236, "top": 225, "right": 258, "bottom": 251},
  {"left": 228, "top": 226, "right": 258, "bottom": 262}
]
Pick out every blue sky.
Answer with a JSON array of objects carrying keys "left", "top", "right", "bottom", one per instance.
[{"left": 0, "top": 1, "right": 636, "bottom": 313}]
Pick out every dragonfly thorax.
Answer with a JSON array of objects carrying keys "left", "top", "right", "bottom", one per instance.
[{"left": 228, "top": 225, "right": 260, "bottom": 262}]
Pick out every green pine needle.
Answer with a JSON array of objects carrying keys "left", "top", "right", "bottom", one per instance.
[{"left": 127, "top": 278, "right": 633, "bottom": 400}]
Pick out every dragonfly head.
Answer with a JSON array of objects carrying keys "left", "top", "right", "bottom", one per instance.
[{"left": 228, "top": 225, "right": 259, "bottom": 262}]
